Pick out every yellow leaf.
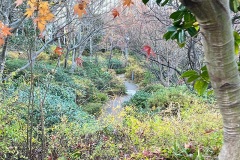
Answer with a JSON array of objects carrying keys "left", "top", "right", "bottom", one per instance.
[{"left": 25, "top": 8, "right": 35, "bottom": 17}]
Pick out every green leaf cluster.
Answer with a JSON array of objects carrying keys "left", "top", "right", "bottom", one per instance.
[
  {"left": 230, "top": 0, "right": 240, "bottom": 13},
  {"left": 234, "top": 31, "right": 240, "bottom": 54},
  {"left": 181, "top": 66, "right": 210, "bottom": 95},
  {"left": 163, "top": 6, "right": 199, "bottom": 47}
]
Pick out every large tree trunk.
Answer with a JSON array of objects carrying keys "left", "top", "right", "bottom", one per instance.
[{"left": 181, "top": 0, "right": 240, "bottom": 159}]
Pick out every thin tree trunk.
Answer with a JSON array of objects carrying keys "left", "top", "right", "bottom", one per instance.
[
  {"left": 108, "top": 39, "right": 113, "bottom": 69},
  {"left": 64, "top": 47, "right": 70, "bottom": 68},
  {"left": 90, "top": 36, "right": 93, "bottom": 62},
  {"left": 0, "top": 37, "right": 9, "bottom": 82},
  {"left": 181, "top": 0, "right": 240, "bottom": 159}
]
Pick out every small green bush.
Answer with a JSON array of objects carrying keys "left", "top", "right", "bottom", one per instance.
[
  {"left": 140, "top": 71, "right": 157, "bottom": 86},
  {"left": 148, "top": 86, "right": 192, "bottom": 110},
  {"left": 82, "top": 103, "right": 103, "bottom": 116},
  {"left": 143, "top": 84, "right": 165, "bottom": 93},
  {"left": 92, "top": 92, "right": 108, "bottom": 103},
  {"left": 108, "top": 58, "right": 124, "bottom": 69},
  {"left": 115, "top": 68, "right": 126, "bottom": 74},
  {"left": 124, "top": 90, "right": 151, "bottom": 109},
  {"left": 5, "top": 59, "right": 27, "bottom": 73}
]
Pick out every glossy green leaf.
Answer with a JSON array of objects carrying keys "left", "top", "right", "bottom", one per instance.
[
  {"left": 234, "top": 31, "right": 240, "bottom": 55},
  {"left": 173, "top": 20, "right": 182, "bottom": 27},
  {"left": 194, "top": 79, "right": 209, "bottom": 95},
  {"left": 170, "top": 11, "right": 184, "bottom": 20},
  {"left": 181, "top": 70, "right": 198, "bottom": 78},
  {"left": 234, "top": 31, "right": 240, "bottom": 43},
  {"left": 142, "top": 0, "right": 149, "bottom": 4},
  {"left": 187, "top": 27, "right": 198, "bottom": 37},
  {"left": 170, "top": 30, "right": 178, "bottom": 40},
  {"left": 187, "top": 75, "right": 199, "bottom": 83},
  {"left": 235, "top": 42, "right": 239, "bottom": 55},
  {"left": 201, "top": 65, "right": 207, "bottom": 71},
  {"left": 184, "top": 12, "right": 195, "bottom": 22},
  {"left": 230, "top": 0, "right": 240, "bottom": 13},
  {"left": 161, "top": 0, "right": 169, "bottom": 6},
  {"left": 156, "top": 0, "right": 162, "bottom": 5},
  {"left": 178, "top": 29, "right": 185, "bottom": 44},
  {"left": 201, "top": 70, "right": 210, "bottom": 82},
  {"left": 167, "top": 26, "right": 177, "bottom": 32},
  {"left": 207, "top": 90, "right": 214, "bottom": 96},
  {"left": 163, "top": 31, "right": 174, "bottom": 40}
]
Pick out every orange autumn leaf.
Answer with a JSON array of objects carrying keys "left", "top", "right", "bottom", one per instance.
[
  {"left": 112, "top": 9, "right": 120, "bottom": 18},
  {"left": 0, "top": 21, "right": 12, "bottom": 46},
  {"left": 123, "top": 0, "right": 134, "bottom": 6},
  {"left": 15, "top": 0, "right": 24, "bottom": 7},
  {"left": 54, "top": 46, "right": 63, "bottom": 56},
  {"left": 1, "top": 26, "right": 12, "bottom": 36},
  {"left": 74, "top": 2, "right": 87, "bottom": 17}
]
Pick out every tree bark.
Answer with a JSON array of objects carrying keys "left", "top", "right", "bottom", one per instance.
[
  {"left": 0, "top": 37, "right": 9, "bottom": 82},
  {"left": 180, "top": 0, "right": 240, "bottom": 159}
]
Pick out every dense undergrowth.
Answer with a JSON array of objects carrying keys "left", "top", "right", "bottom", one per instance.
[{"left": 0, "top": 51, "right": 222, "bottom": 159}]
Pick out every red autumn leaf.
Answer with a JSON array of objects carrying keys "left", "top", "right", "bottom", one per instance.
[
  {"left": 76, "top": 57, "right": 83, "bottom": 67},
  {"left": 112, "top": 9, "right": 120, "bottom": 18},
  {"left": 54, "top": 46, "right": 63, "bottom": 56},
  {"left": 143, "top": 45, "right": 156, "bottom": 59}
]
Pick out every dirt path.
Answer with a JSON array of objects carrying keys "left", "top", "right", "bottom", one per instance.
[{"left": 103, "top": 74, "right": 138, "bottom": 116}]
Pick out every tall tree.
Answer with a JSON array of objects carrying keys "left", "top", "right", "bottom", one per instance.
[{"left": 177, "top": 0, "right": 240, "bottom": 159}]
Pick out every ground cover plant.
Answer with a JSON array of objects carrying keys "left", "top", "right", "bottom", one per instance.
[{"left": 1, "top": 0, "right": 238, "bottom": 159}]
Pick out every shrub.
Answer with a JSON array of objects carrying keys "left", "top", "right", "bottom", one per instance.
[
  {"left": 143, "top": 84, "right": 165, "bottom": 93},
  {"left": 108, "top": 58, "right": 124, "bottom": 69},
  {"left": 140, "top": 71, "right": 157, "bottom": 86},
  {"left": 4, "top": 59, "right": 27, "bottom": 79},
  {"left": 82, "top": 103, "right": 103, "bottom": 116},
  {"left": 115, "top": 68, "right": 126, "bottom": 74},
  {"left": 92, "top": 92, "right": 108, "bottom": 103},
  {"left": 148, "top": 86, "right": 192, "bottom": 110},
  {"left": 124, "top": 90, "right": 151, "bottom": 109},
  {"left": 5, "top": 59, "right": 27, "bottom": 73}
]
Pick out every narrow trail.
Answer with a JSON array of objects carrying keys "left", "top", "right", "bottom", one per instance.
[{"left": 102, "top": 74, "right": 138, "bottom": 117}]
